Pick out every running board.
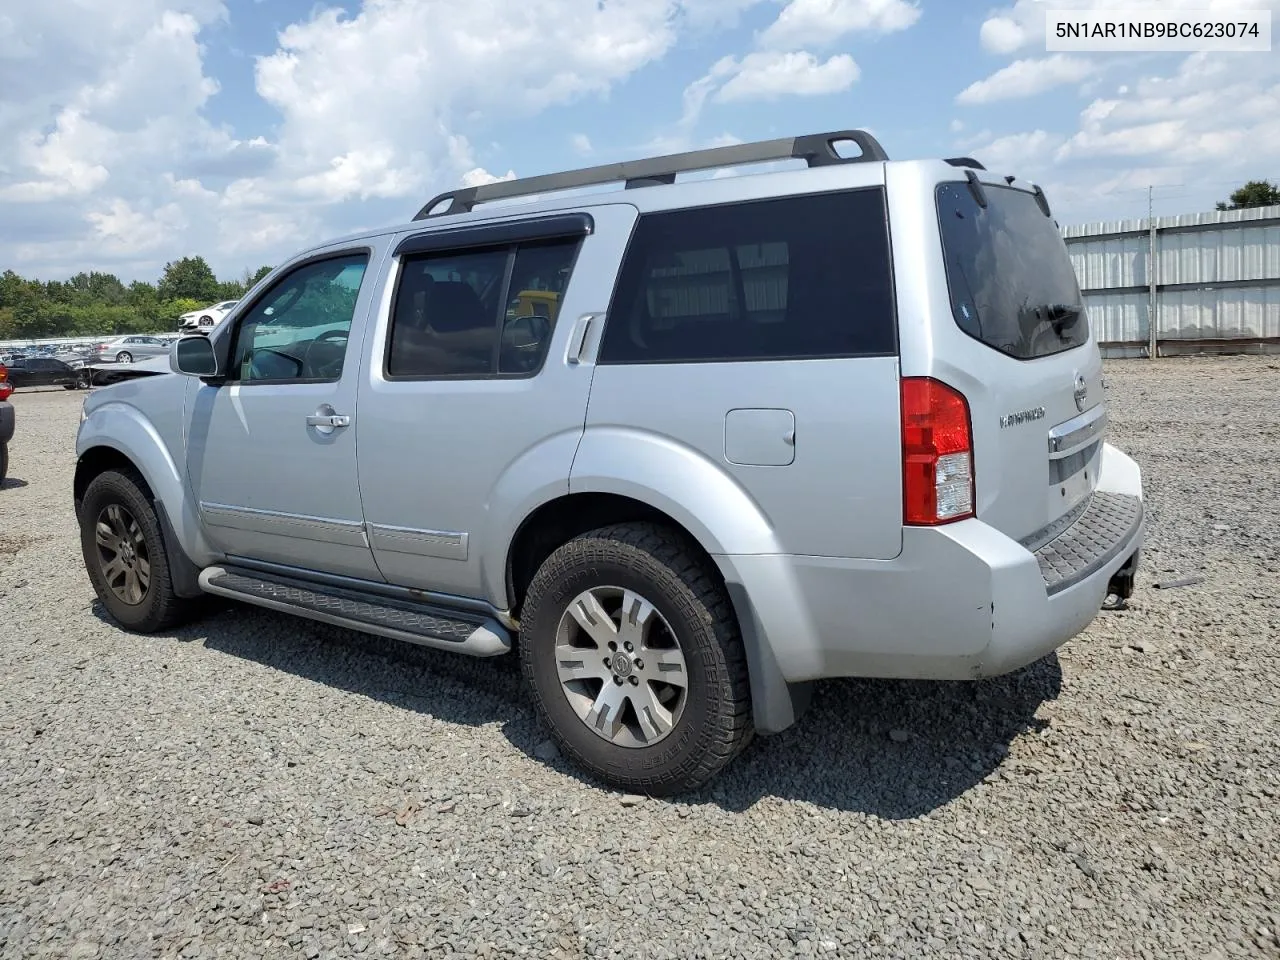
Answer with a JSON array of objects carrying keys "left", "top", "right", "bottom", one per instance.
[{"left": 198, "top": 565, "right": 511, "bottom": 656}]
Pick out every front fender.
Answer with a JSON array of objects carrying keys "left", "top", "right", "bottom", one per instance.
[{"left": 76, "top": 400, "right": 218, "bottom": 568}]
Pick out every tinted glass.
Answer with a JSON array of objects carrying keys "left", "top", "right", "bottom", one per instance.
[
  {"left": 936, "top": 182, "right": 1088, "bottom": 360},
  {"left": 230, "top": 253, "right": 368, "bottom": 382},
  {"left": 387, "top": 248, "right": 508, "bottom": 377},
  {"left": 498, "top": 239, "right": 580, "bottom": 374},
  {"left": 599, "top": 189, "right": 896, "bottom": 364}
]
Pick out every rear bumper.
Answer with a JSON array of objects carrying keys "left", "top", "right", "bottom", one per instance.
[
  {"left": 718, "top": 442, "right": 1144, "bottom": 695},
  {"left": 0, "top": 401, "right": 14, "bottom": 444}
]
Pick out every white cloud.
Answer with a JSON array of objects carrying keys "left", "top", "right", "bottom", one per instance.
[
  {"left": 460, "top": 168, "right": 519, "bottom": 188},
  {"left": 956, "top": 55, "right": 1094, "bottom": 105},
  {"left": 670, "top": 0, "right": 916, "bottom": 137},
  {"left": 759, "top": 0, "right": 921, "bottom": 49},
  {"left": 571, "top": 133, "right": 594, "bottom": 155},
  {"left": 0, "top": 0, "right": 687, "bottom": 280},
  {"left": 713, "top": 51, "right": 860, "bottom": 102},
  {"left": 961, "top": 130, "right": 1065, "bottom": 175},
  {"left": 978, "top": 16, "right": 1027, "bottom": 55},
  {"left": 251, "top": 0, "right": 678, "bottom": 205},
  {"left": 1056, "top": 54, "right": 1280, "bottom": 164}
]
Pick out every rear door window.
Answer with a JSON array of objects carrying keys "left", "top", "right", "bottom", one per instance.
[
  {"left": 599, "top": 189, "right": 896, "bottom": 364},
  {"left": 936, "top": 182, "right": 1088, "bottom": 360},
  {"left": 386, "top": 236, "right": 582, "bottom": 379}
]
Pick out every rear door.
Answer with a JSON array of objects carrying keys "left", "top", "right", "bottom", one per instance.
[
  {"left": 356, "top": 207, "right": 630, "bottom": 600},
  {"left": 921, "top": 172, "right": 1102, "bottom": 546}
]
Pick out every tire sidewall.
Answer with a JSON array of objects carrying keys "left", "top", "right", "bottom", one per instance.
[
  {"left": 521, "top": 541, "right": 728, "bottom": 789},
  {"left": 79, "top": 471, "right": 171, "bottom": 630}
]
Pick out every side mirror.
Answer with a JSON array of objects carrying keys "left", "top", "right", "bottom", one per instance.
[{"left": 171, "top": 335, "right": 219, "bottom": 377}]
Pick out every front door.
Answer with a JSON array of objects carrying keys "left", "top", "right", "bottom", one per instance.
[{"left": 184, "top": 245, "right": 386, "bottom": 581}]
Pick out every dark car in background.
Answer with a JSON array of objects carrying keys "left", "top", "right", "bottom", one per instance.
[{"left": 4, "top": 357, "right": 88, "bottom": 390}]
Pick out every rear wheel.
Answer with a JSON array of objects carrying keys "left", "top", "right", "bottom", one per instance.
[
  {"left": 0, "top": 443, "right": 7, "bottom": 484},
  {"left": 115, "top": 351, "right": 132, "bottom": 363},
  {"left": 519, "top": 523, "right": 752, "bottom": 796},
  {"left": 79, "top": 468, "right": 199, "bottom": 632}
]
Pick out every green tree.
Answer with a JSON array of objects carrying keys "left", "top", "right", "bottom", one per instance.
[
  {"left": 157, "top": 255, "right": 219, "bottom": 302},
  {"left": 249, "top": 265, "right": 274, "bottom": 287},
  {"left": 1216, "top": 180, "right": 1280, "bottom": 210}
]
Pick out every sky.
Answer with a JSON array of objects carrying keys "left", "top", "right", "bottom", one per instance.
[{"left": 1, "top": 0, "right": 1277, "bottom": 284}]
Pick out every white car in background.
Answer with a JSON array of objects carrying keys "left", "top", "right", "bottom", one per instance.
[{"left": 178, "top": 300, "right": 239, "bottom": 335}]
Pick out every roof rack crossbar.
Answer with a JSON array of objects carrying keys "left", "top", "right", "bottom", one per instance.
[{"left": 412, "top": 129, "right": 889, "bottom": 220}]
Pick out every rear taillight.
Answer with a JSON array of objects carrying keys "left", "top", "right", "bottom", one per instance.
[
  {"left": 0, "top": 366, "right": 11, "bottom": 402},
  {"left": 901, "top": 377, "right": 975, "bottom": 525}
]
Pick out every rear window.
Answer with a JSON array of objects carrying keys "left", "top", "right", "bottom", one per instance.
[
  {"left": 599, "top": 189, "right": 896, "bottom": 364},
  {"left": 936, "top": 182, "right": 1088, "bottom": 360}
]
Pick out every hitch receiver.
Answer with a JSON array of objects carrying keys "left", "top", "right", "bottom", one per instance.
[{"left": 1106, "top": 549, "right": 1140, "bottom": 602}]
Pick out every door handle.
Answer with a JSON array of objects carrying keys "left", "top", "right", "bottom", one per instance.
[
  {"left": 566, "top": 313, "right": 603, "bottom": 365},
  {"left": 306, "top": 414, "right": 350, "bottom": 428}
]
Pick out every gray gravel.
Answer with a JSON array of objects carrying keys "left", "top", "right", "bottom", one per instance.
[{"left": 2, "top": 357, "right": 1279, "bottom": 959}]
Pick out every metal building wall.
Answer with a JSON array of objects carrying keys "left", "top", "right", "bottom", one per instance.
[{"left": 1062, "top": 203, "right": 1280, "bottom": 357}]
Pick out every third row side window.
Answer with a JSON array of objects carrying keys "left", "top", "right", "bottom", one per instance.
[{"left": 599, "top": 188, "right": 897, "bottom": 364}]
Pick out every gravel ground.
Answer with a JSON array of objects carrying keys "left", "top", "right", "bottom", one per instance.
[{"left": 1, "top": 357, "right": 1278, "bottom": 960}]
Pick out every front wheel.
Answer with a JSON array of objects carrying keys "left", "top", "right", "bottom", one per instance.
[
  {"left": 79, "top": 468, "right": 199, "bottom": 632},
  {"left": 519, "top": 522, "right": 753, "bottom": 796},
  {"left": 115, "top": 351, "right": 132, "bottom": 363}
]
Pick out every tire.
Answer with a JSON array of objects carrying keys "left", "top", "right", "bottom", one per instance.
[
  {"left": 79, "top": 468, "right": 199, "bottom": 633},
  {"left": 0, "top": 443, "right": 7, "bottom": 485},
  {"left": 63, "top": 381, "right": 78, "bottom": 390},
  {"left": 519, "top": 522, "right": 752, "bottom": 796},
  {"left": 115, "top": 351, "right": 132, "bottom": 363}
]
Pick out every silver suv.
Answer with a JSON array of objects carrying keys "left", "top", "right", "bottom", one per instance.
[{"left": 74, "top": 130, "right": 1144, "bottom": 795}]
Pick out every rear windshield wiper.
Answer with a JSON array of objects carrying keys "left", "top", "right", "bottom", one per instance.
[{"left": 1030, "top": 302, "right": 1083, "bottom": 337}]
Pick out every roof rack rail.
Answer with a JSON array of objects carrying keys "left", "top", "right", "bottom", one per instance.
[
  {"left": 412, "top": 129, "right": 889, "bottom": 220},
  {"left": 944, "top": 157, "right": 986, "bottom": 170}
]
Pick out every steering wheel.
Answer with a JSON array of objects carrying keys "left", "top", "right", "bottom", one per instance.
[{"left": 303, "top": 328, "right": 349, "bottom": 379}]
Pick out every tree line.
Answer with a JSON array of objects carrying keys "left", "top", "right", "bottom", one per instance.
[{"left": 0, "top": 256, "right": 273, "bottom": 340}]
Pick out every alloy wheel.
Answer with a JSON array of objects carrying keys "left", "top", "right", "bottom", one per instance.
[
  {"left": 554, "top": 586, "right": 689, "bottom": 748},
  {"left": 94, "top": 503, "right": 151, "bottom": 605}
]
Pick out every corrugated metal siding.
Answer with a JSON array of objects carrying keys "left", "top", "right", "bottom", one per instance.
[
  {"left": 1063, "top": 203, "right": 1280, "bottom": 349},
  {"left": 1159, "top": 286, "right": 1280, "bottom": 340},
  {"left": 1068, "top": 236, "right": 1151, "bottom": 290},
  {"left": 1081, "top": 292, "right": 1148, "bottom": 344}
]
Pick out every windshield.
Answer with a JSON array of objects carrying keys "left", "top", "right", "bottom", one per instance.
[{"left": 936, "top": 181, "right": 1088, "bottom": 360}]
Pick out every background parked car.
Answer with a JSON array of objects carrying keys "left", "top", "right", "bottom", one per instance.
[
  {"left": 178, "top": 300, "right": 239, "bottom": 335},
  {"left": 3, "top": 357, "right": 88, "bottom": 390},
  {"left": 93, "top": 336, "right": 170, "bottom": 364}
]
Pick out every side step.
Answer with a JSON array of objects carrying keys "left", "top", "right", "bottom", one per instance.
[{"left": 198, "top": 565, "right": 511, "bottom": 656}]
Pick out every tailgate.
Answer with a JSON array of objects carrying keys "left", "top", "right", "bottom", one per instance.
[{"left": 934, "top": 177, "right": 1103, "bottom": 545}]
